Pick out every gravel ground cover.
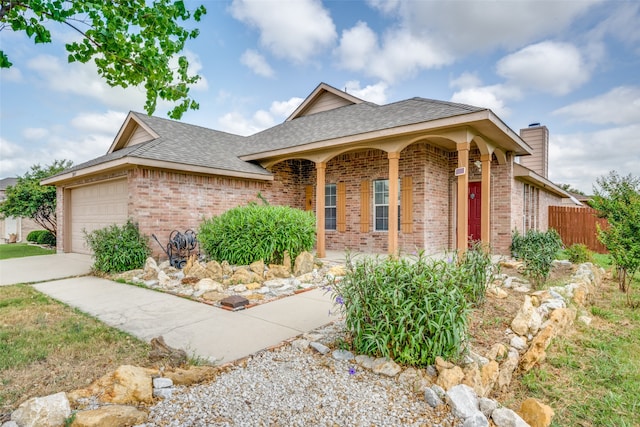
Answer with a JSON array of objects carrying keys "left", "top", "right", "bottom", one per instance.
[{"left": 145, "top": 346, "right": 460, "bottom": 427}]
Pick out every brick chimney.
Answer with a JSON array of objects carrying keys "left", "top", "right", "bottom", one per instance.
[{"left": 519, "top": 123, "right": 549, "bottom": 178}]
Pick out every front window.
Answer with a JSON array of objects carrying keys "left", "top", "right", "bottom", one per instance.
[
  {"left": 523, "top": 183, "right": 539, "bottom": 231},
  {"left": 325, "top": 183, "right": 337, "bottom": 230},
  {"left": 373, "top": 180, "right": 401, "bottom": 231}
]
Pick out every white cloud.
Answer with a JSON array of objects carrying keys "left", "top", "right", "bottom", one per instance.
[
  {"left": 0, "top": 111, "right": 126, "bottom": 178},
  {"left": 553, "top": 86, "right": 640, "bottom": 125},
  {"left": 449, "top": 73, "right": 522, "bottom": 117},
  {"left": 27, "top": 55, "right": 148, "bottom": 111},
  {"left": 70, "top": 111, "right": 127, "bottom": 133},
  {"left": 393, "top": 1, "right": 599, "bottom": 55},
  {"left": 217, "top": 96, "right": 303, "bottom": 136},
  {"left": 335, "top": 22, "right": 452, "bottom": 82},
  {"left": 548, "top": 124, "right": 640, "bottom": 193},
  {"left": 497, "top": 41, "right": 590, "bottom": 96},
  {"left": 344, "top": 81, "right": 388, "bottom": 104},
  {"left": 22, "top": 128, "right": 49, "bottom": 140},
  {"left": 230, "top": 0, "right": 337, "bottom": 63},
  {"left": 240, "top": 49, "right": 275, "bottom": 77},
  {"left": 0, "top": 66, "right": 23, "bottom": 82}
]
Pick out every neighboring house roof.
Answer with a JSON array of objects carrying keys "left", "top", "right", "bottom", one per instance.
[
  {"left": 514, "top": 163, "right": 581, "bottom": 205},
  {"left": 43, "top": 82, "right": 533, "bottom": 185},
  {"left": 0, "top": 177, "right": 18, "bottom": 191}
]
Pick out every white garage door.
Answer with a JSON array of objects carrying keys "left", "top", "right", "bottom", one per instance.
[{"left": 70, "top": 179, "right": 128, "bottom": 254}]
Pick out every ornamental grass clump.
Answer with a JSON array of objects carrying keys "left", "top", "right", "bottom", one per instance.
[
  {"left": 84, "top": 220, "right": 151, "bottom": 273},
  {"left": 198, "top": 202, "right": 315, "bottom": 265},
  {"left": 329, "top": 248, "right": 494, "bottom": 367}
]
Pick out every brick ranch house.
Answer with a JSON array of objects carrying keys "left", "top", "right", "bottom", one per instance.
[{"left": 42, "top": 83, "right": 577, "bottom": 258}]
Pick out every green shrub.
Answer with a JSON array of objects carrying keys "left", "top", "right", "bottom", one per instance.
[
  {"left": 329, "top": 248, "right": 494, "bottom": 367},
  {"left": 26, "top": 230, "right": 55, "bottom": 246},
  {"left": 198, "top": 203, "right": 316, "bottom": 265},
  {"left": 511, "top": 229, "right": 563, "bottom": 288},
  {"left": 565, "top": 243, "right": 593, "bottom": 264},
  {"left": 26, "top": 230, "right": 44, "bottom": 242},
  {"left": 36, "top": 231, "right": 56, "bottom": 246},
  {"left": 84, "top": 220, "right": 151, "bottom": 273}
]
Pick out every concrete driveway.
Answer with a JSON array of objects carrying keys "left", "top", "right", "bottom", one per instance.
[{"left": 0, "top": 252, "right": 92, "bottom": 286}]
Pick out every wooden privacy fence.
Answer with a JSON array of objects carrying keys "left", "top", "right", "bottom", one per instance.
[{"left": 548, "top": 206, "right": 608, "bottom": 253}]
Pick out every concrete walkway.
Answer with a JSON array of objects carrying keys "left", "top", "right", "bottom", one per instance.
[
  {"left": 0, "top": 253, "right": 92, "bottom": 286},
  {"left": 33, "top": 277, "right": 339, "bottom": 364}
]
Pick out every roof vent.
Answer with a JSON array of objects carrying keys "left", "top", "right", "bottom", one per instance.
[{"left": 529, "top": 122, "right": 541, "bottom": 127}]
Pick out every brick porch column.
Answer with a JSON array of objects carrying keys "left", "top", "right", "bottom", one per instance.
[
  {"left": 456, "top": 142, "right": 470, "bottom": 251},
  {"left": 481, "top": 153, "right": 492, "bottom": 247},
  {"left": 388, "top": 152, "right": 400, "bottom": 256},
  {"left": 315, "top": 162, "right": 326, "bottom": 258}
]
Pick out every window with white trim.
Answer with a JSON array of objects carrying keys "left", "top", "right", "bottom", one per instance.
[
  {"left": 373, "top": 179, "right": 401, "bottom": 231},
  {"left": 325, "top": 183, "right": 337, "bottom": 230},
  {"left": 523, "top": 183, "right": 539, "bottom": 231}
]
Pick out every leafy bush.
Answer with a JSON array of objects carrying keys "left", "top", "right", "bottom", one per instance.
[
  {"left": 511, "top": 229, "right": 563, "bottom": 288},
  {"left": 565, "top": 243, "right": 593, "bottom": 264},
  {"left": 36, "top": 230, "right": 56, "bottom": 246},
  {"left": 26, "top": 230, "right": 47, "bottom": 242},
  {"left": 84, "top": 220, "right": 151, "bottom": 273},
  {"left": 26, "top": 230, "right": 56, "bottom": 246},
  {"left": 198, "top": 203, "right": 316, "bottom": 265},
  {"left": 329, "top": 247, "right": 495, "bottom": 366}
]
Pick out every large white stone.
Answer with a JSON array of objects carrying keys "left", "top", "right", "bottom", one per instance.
[
  {"left": 11, "top": 392, "right": 70, "bottom": 427},
  {"left": 446, "top": 384, "right": 480, "bottom": 419}
]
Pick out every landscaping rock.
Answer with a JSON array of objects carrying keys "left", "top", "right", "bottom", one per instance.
[
  {"left": 491, "top": 407, "right": 529, "bottom": 427},
  {"left": 230, "top": 268, "right": 260, "bottom": 285},
  {"left": 332, "top": 349, "right": 355, "bottom": 361},
  {"left": 520, "top": 325, "right": 554, "bottom": 372},
  {"left": 183, "top": 259, "right": 208, "bottom": 279},
  {"left": 310, "top": 342, "right": 330, "bottom": 355},
  {"left": 424, "top": 387, "right": 444, "bottom": 407},
  {"left": 69, "top": 365, "right": 155, "bottom": 405},
  {"left": 11, "top": 392, "right": 70, "bottom": 427},
  {"left": 293, "top": 251, "right": 314, "bottom": 276},
  {"left": 195, "top": 278, "right": 223, "bottom": 292},
  {"left": 398, "top": 367, "right": 429, "bottom": 393},
  {"left": 445, "top": 384, "right": 480, "bottom": 419},
  {"left": 436, "top": 357, "right": 465, "bottom": 390},
  {"left": 291, "top": 339, "right": 310, "bottom": 351},
  {"left": 152, "top": 378, "right": 173, "bottom": 389},
  {"left": 480, "top": 361, "right": 499, "bottom": 396},
  {"left": 265, "top": 264, "right": 291, "bottom": 280},
  {"left": 205, "top": 260, "right": 224, "bottom": 281},
  {"left": 372, "top": 357, "right": 402, "bottom": 377},
  {"left": 143, "top": 257, "right": 160, "bottom": 280},
  {"left": 249, "top": 260, "right": 265, "bottom": 276},
  {"left": 327, "top": 265, "right": 346, "bottom": 278},
  {"left": 510, "top": 336, "right": 527, "bottom": 351},
  {"left": 519, "top": 398, "right": 554, "bottom": 427},
  {"left": 463, "top": 411, "right": 490, "bottom": 427},
  {"left": 486, "top": 343, "right": 508, "bottom": 361},
  {"left": 71, "top": 405, "right": 147, "bottom": 427},
  {"left": 354, "top": 355, "right": 376, "bottom": 370},
  {"left": 220, "top": 261, "right": 233, "bottom": 277},
  {"left": 201, "top": 291, "right": 226, "bottom": 302},
  {"left": 497, "top": 352, "right": 519, "bottom": 392},
  {"left": 462, "top": 363, "right": 484, "bottom": 396},
  {"left": 149, "top": 336, "right": 187, "bottom": 367},
  {"left": 162, "top": 366, "right": 218, "bottom": 386},
  {"left": 478, "top": 397, "right": 498, "bottom": 418},
  {"left": 511, "top": 295, "right": 542, "bottom": 336}
]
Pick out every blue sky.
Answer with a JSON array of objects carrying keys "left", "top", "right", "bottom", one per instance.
[{"left": 1, "top": 0, "right": 639, "bottom": 194}]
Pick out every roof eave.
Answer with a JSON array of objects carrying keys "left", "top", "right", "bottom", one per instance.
[
  {"left": 514, "top": 164, "right": 579, "bottom": 202},
  {"left": 241, "top": 110, "right": 532, "bottom": 162},
  {"left": 41, "top": 157, "right": 273, "bottom": 186}
]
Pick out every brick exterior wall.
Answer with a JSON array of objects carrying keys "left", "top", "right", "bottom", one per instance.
[{"left": 55, "top": 143, "right": 559, "bottom": 258}]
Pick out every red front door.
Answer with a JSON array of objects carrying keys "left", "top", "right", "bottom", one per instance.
[{"left": 468, "top": 181, "right": 482, "bottom": 243}]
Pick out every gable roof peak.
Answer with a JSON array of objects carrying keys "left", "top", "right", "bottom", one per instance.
[{"left": 286, "top": 82, "right": 367, "bottom": 122}]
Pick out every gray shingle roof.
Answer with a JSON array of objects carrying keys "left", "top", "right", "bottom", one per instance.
[
  {"left": 62, "top": 113, "right": 271, "bottom": 177},
  {"left": 239, "top": 98, "right": 485, "bottom": 155},
  {"left": 56, "top": 96, "right": 486, "bottom": 179}
]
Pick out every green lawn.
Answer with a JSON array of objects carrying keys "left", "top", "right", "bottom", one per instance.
[
  {"left": 0, "top": 243, "right": 55, "bottom": 260},
  {"left": 0, "top": 285, "right": 152, "bottom": 413},
  {"left": 517, "top": 255, "right": 640, "bottom": 426}
]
